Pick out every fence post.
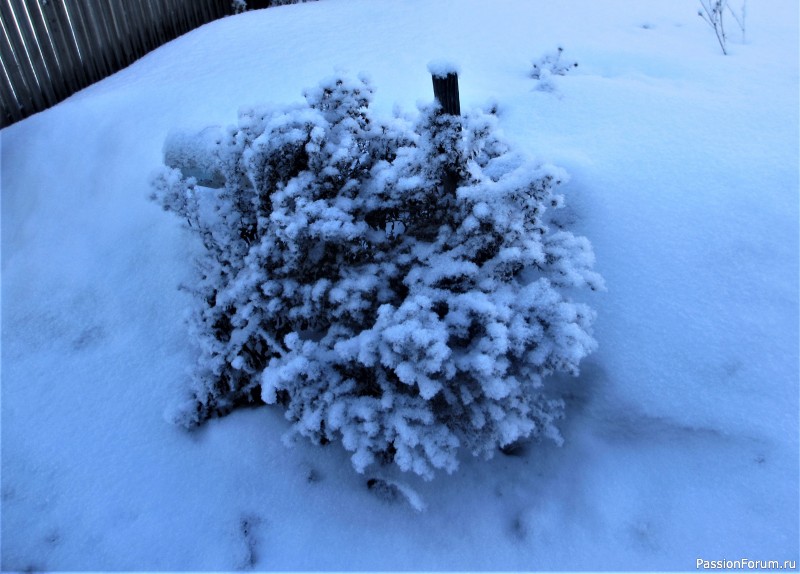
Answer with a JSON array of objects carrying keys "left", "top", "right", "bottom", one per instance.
[
  {"left": 431, "top": 69, "right": 460, "bottom": 116},
  {"left": 429, "top": 63, "right": 461, "bottom": 199}
]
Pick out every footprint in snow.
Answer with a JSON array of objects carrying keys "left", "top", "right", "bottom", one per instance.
[
  {"left": 234, "top": 513, "right": 264, "bottom": 570},
  {"left": 366, "top": 478, "right": 426, "bottom": 512}
]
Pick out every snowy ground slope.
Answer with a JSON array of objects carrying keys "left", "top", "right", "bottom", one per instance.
[{"left": 2, "top": 0, "right": 798, "bottom": 570}]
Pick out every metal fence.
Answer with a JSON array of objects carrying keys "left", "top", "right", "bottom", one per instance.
[{"left": 0, "top": 0, "right": 235, "bottom": 128}]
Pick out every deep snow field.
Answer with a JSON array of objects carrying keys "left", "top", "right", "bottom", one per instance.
[{"left": 2, "top": 0, "right": 798, "bottom": 570}]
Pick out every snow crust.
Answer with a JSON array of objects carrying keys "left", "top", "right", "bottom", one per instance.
[{"left": 1, "top": 0, "right": 798, "bottom": 570}]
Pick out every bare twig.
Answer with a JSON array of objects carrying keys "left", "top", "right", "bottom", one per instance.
[
  {"left": 698, "top": 0, "right": 728, "bottom": 55},
  {"left": 727, "top": 0, "right": 746, "bottom": 43}
]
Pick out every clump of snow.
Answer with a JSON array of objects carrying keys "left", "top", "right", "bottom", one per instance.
[
  {"left": 162, "top": 126, "right": 226, "bottom": 187},
  {"left": 427, "top": 59, "right": 461, "bottom": 78}
]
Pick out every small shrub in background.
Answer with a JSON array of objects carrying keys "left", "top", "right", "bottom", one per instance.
[
  {"left": 531, "top": 47, "right": 578, "bottom": 92},
  {"left": 235, "top": 0, "right": 319, "bottom": 10},
  {"left": 151, "top": 73, "right": 603, "bottom": 479}
]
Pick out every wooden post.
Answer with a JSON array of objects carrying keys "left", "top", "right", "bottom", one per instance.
[
  {"left": 429, "top": 63, "right": 461, "bottom": 199},
  {"left": 431, "top": 71, "right": 460, "bottom": 116}
]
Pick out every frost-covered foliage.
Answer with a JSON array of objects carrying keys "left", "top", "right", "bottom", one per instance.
[
  {"left": 151, "top": 73, "right": 603, "bottom": 479},
  {"left": 232, "top": 0, "right": 318, "bottom": 11},
  {"left": 531, "top": 47, "right": 578, "bottom": 92}
]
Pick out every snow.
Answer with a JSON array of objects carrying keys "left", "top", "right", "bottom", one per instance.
[
  {"left": 427, "top": 59, "right": 462, "bottom": 78},
  {"left": 2, "top": 0, "right": 798, "bottom": 570}
]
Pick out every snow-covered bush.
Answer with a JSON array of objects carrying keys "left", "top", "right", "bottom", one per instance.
[
  {"left": 151, "top": 73, "right": 603, "bottom": 479},
  {"left": 531, "top": 47, "right": 578, "bottom": 92}
]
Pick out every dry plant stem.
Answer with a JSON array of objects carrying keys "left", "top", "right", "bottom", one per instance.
[
  {"left": 727, "top": 0, "right": 746, "bottom": 43},
  {"left": 699, "top": 0, "right": 728, "bottom": 55}
]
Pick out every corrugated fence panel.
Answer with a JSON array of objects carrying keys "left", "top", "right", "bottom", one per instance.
[
  {"left": 22, "top": 0, "right": 69, "bottom": 101},
  {"left": 0, "top": 1, "right": 47, "bottom": 119},
  {"left": 1, "top": 0, "right": 235, "bottom": 128},
  {"left": 37, "top": 0, "right": 85, "bottom": 96}
]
